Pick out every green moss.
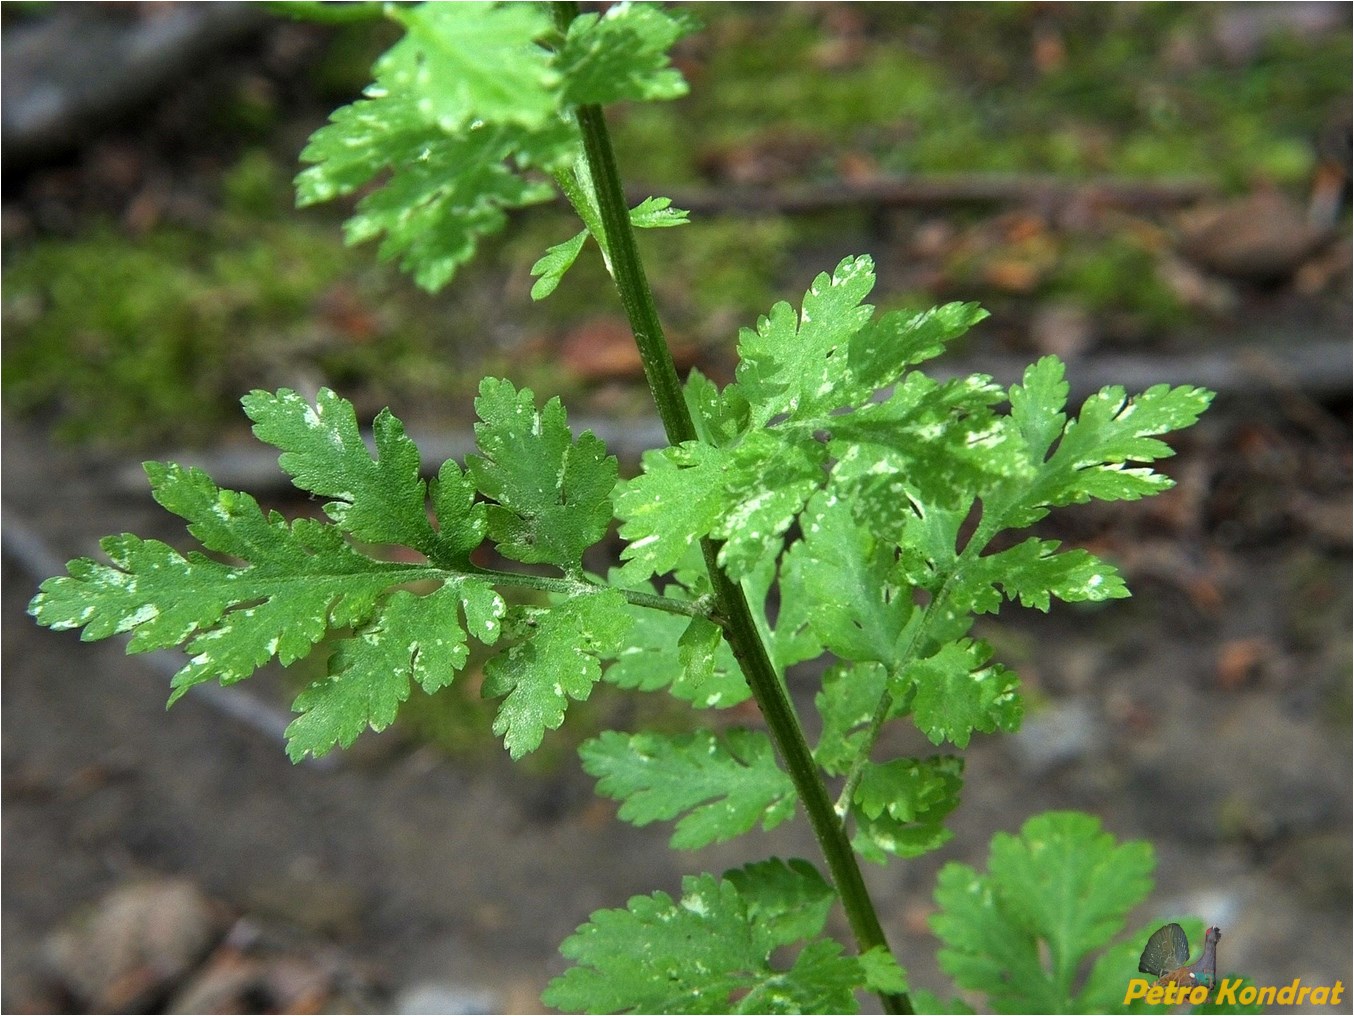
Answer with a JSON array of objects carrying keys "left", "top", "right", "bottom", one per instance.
[
  {"left": 608, "top": 4, "right": 1348, "bottom": 186},
  {"left": 4, "top": 223, "right": 324, "bottom": 446},
  {"left": 2, "top": 151, "right": 477, "bottom": 447}
]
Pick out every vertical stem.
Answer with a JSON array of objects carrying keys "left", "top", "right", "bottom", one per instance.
[{"left": 553, "top": 5, "right": 911, "bottom": 1012}]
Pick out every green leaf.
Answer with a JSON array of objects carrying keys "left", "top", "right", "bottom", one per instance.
[
  {"left": 629, "top": 195, "right": 690, "bottom": 229},
  {"left": 724, "top": 858, "right": 837, "bottom": 946},
  {"left": 959, "top": 538, "right": 1129, "bottom": 615},
  {"left": 853, "top": 756, "right": 963, "bottom": 822},
  {"left": 850, "top": 756, "right": 963, "bottom": 863},
  {"left": 932, "top": 812, "right": 1156, "bottom": 1014},
  {"left": 529, "top": 229, "right": 588, "bottom": 301},
  {"left": 602, "top": 585, "right": 749, "bottom": 709},
  {"left": 294, "top": 3, "right": 572, "bottom": 291},
  {"left": 712, "top": 431, "right": 827, "bottom": 580},
  {"left": 830, "top": 372, "right": 1019, "bottom": 513},
  {"left": 299, "top": 100, "right": 569, "bottom": 290},
  {"left": 617, "top": 431, "right": 827, "bottom": 585},
  {"left": 430, "top": 457, "right": 492, "bottom": 563},
  {"left": 29, "top": 457, "right": 508, "bottom": 762},
  {"left": 468, "top": 378, "right": 617, "bottom": 573},
  {"left": 580, "top": 729, "right": 795, "bottom": 849},
  {"left": 897, "top": 639, "right": 1023, "bottom": 748},
  {"left": 483, "top": 589, "right": 631, "bottom": 759},
  {"left": 813, "top": 662, "right": 889, "bottom": 776},
  {"left": 733, "top": 254, "right": 877, "bottom": 427},
  {"left": 544, "top": 861, "right": 873, "bottom": 1014},
  {"left": 531, "top": 197, "right": 687, "bottom": 301},
  {"left": 858, "top": 947, "right": 910, "bottom": 996},
  {"left": 847, "top": 302, "right": 989, "bottom": 394},
  {"left": 1001, "top": 357, "right": 1214, "bottom": 526},
  {"left": 616, "top": 441, "right": 726, "bottom": 582},
  {"left": 285, "top": 578, "right": 502, "bottom": 760},
  {"left": 30, "top": 464, "right": 411, "bottom": 679},
  {"left": 383, "top": 2, "right": 557, "bottom": 131},
  {"left": 781, "top": 491, "right": 916, "bottom": 665},
  {"left": 558, "top": 2, "right": 695, "bottom": 105},
  {"left": 243, "top": 388, "right": 476, "bottom": 561},
  {"left": 684, "top": 367, "right": 750, "bottom": 447}
]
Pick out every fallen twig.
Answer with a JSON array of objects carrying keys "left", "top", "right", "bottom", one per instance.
[{"left": 632, "top": 174, "right": 1217, "bottom": 217}]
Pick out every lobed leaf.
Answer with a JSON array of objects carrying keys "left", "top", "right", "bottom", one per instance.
[
  {"left": 558, "top": 2, "right": 696, "bottom": 105},
  {"left": 531, "top": 196, "right": 688, "bottom": 301},
  {"left": 615, "top": 441, "right": 727, "bottom": 582},
  {"left": 732, "top": 254, "right": 877, "bottom": 427},
  {"left": 602, "top": 581, "right": 748, "bottom": 709},
  {"left": 544, "top": 860, "right": 875, "bottom": 1014},
  {"left": 285, "top": 578, "right": 503, "bottom": 760},
  {"left": 932, "top": 812, "right": 1156, "bottom": 1013},
  {"left": 381, "top": 2, "right": 558, "bottom": 132},
  {"left": 847, "top": 302, "right": 989, "bottom": 395},
  {"left": 829, "top": 372, "right": 1020, "bottom": 516},
  {"left": 850, "top": 756, "right": 963, "bottom": 863},
  {"left": 294, "top": 3, "right": 571, "bottom": 291},
  {"left": 781, "top": 492, "right": 915, "bottom": 666},
  {"left": 580, "top": 728, "right": 795, "bottom": 849},
  {"left": 895, "top": 638, "right": 1023, "bottom": 748},
  {"left": 958, "top": 538, "right": 1129, "bottom": 615},
  {"left": 31, "top": 463, "right": 419, "bottom": 684},
  {"left": 712, "top": 431, "right": 827, "bottom": 580},
  {"left": 468, "top": 378, "right": 617, "bottom": 573},
  {"left": 1001, "top": 357, "right": 1214, "bottom": 525},
  {"left": 243, "top": 388, "right": 482, "bottom": 562},
  {"left": 529, "top": 230, "right": 589, "bottom": 301},
  {"left": 483, "top": 589, "right": 631, "bottom": 759},
  {"left": 813, "top": 662, "right": 890, "bottom": 776}
]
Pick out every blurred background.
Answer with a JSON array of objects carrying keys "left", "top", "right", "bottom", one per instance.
[{"left": 2, "top": 3, "right": 1349, "bottom": 1012}]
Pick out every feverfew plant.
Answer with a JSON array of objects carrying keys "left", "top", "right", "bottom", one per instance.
[{"left": 31, "top": 4, "right": 1230, "bottom": 1013}]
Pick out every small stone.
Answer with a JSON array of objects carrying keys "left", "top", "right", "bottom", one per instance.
[
  {"left": 42, "top": 877, "right": 224, "bottom": 1012},
  {"left": 394, "top": 980, "right": 501, "bottom": 1015},
  {"left": 1010, "top": 700, "right": 1098, "bottom": 776}
]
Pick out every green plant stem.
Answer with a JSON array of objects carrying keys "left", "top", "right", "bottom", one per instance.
[
  {"left": 554, "top": 5, "right": 910, "bottom": 1011},
  {"left": 470, "top": 567, "right": 711, "bottom": 619}
]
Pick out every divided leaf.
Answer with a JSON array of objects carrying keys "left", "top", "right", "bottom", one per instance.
[
  {"left": 531, "top": 196, "right": 689, "bottom": 301},
  {"left": 483, "top": 589, "right": 631, "bottom": 759},
  {"left": 557, "top": 3, "right": 696, "bottom": 105},
  {"left": 243, "top": 388, "right": 479, "bottom": 561},
  {"left": 545, "top": 860, "right": 877, "bottom": 1014},
  {"left": 615, "top": 441, "right": 727, "bottom": 582},
  {"left": 468, "top": 378, "right": 616, "bottom": 573},
  {"left": 781, "top": 492, "right": 915, "bottom": 665},
  {"left": 28, "top": 455, "right": 507, "bottom": 763},
  {"left": 617, "top": 431, "right": 825, "bottom": 584},
  {"left": 379, "top": 2, "right": 558, "bottom": 131},
  {"left": 733, "top": 255, "right": 877, "bottom": 426},
  {"left": 1000, "top": 357, "right": 1214, "bottom": 526},
  {"left": 959, "top": 538, "right": 1129, "bottom": 615},
  {"left": 293, "top": 3, "right": 565, "bottom": 292},
  {"left": 813, "top": 662, "right": 890, "bottom": 776},
  {"left": 285, "top": 578, "right": 503, "bottom": 760},
  {"left": 295, "top": 2, "right": 695, "bottom": 293},
  {"left": 297, "top": 95, "right": 569, "bottom": 292},
  {"left": 932, "top": 812, "right": 1155, "bottom": 1014},
  {"left": 895, "top": 639, "right": 1023, "bottom": 748},
  {"left": 847, "top": 302, "right": 989, "bottom": 395},
  {"left": 581, "top": 728, "right": 795, "bottom": 849},
  {"left": 603, "top": 586, "right": 749, "bottom": 709},
  {"left": 850, "top": 756, "right": 963, "bottom": 863},
  {"left": 31, "top": 463, "right": 416, "bottom": 684}
]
